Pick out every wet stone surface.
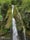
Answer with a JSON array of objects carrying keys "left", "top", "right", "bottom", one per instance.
[{"left": 18, "top": 30, "right": 30, "bottom": 40}]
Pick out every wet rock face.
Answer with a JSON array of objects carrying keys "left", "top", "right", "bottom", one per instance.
[
  {"left": 0, "top": 3, "right": 12, "bottom": 29},
  {"left": 0, "top": 3, "right": 12, "bottom": 38},
  {"left": 13, "top": 7, "right": 22, "bottom": 31}
]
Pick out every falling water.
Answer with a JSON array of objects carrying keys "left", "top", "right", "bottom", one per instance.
[
  {"left": 23, "top": 26, "right": 26, "bottom": 40},
  {"left": 12, "top": 5, "right": 19, "bottom": 40},
  {"left": 12, "top": 18, "right": 19, "bottom": 40}
]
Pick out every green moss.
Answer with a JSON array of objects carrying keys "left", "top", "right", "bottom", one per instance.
[{"left": 0, "top": 15, "right": 3, "bottom": 21}]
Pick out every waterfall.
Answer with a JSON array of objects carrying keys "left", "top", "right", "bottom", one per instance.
[
  {"left": 12, "top": 5, "right": 19, "bottom": 40},
  {"left": 12, "top": 18, "right": 19, "bottom": 40},
  {"left": 23, "top": 26, "right": 26, "bottom": 40}
]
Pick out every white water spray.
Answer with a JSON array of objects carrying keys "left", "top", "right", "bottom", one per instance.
[
  {"left": 12, "top": 5, "right": 19, "bottom": 40},
  {"left": 23, "top": 26, "right": 26, "bottom": 40},
  {"left": 12, "top": 5, "right": 14, "bottom": 14},
  {"left": 12, "top": 18, "right": 19, "bottom": 40}
]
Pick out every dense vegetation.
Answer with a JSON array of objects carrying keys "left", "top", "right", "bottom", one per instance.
[
  {"left": 0, "top": 0, "right": 30, "bottom": 39},
  {"left": 11, "top": 0, "right": 30, "bottom": 36}
]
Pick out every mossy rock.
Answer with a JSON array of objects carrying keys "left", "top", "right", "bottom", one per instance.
[
  {"left": 13, "top": 7, "right": 22, "bottom": 30},
  {"left": 0, "top": 3, "right": 12, "bottom": 35},
  {"left": 1, "top": 3, "right": 12, "bottom": 29}
]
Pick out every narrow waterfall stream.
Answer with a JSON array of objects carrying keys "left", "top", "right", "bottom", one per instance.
[
  {"left": 12, "top": 18, "right": 19, "bottom": 40},
  {"left": 23, "top": 26, "right": 26, "bottom": 40},
  {"left": 12, "top": 5, "right": 19, "bottom": 40}
]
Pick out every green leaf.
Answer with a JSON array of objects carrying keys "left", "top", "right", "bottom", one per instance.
[{"left": 0, "top": 15, "right": 3, "bottom": 21}]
